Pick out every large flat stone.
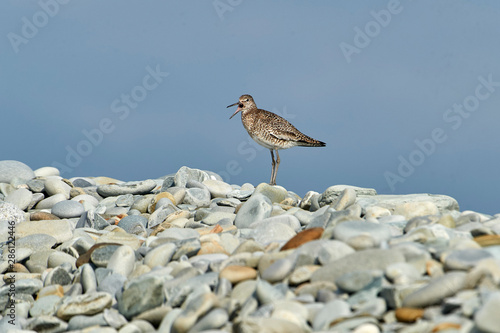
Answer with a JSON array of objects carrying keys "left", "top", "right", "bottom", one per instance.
[
  {"left": 356, "top": 193, "right": 459, "bottom": 214},
  {"left": 311, "top": 249, "right": 405, "bottom": 283},
  {"left": 16, "top": 220, "right": 73, "bottom": 243}
]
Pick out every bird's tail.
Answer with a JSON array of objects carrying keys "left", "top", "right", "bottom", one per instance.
[{"left": 297, "top": 137, "right": 326, "bottom": 147}]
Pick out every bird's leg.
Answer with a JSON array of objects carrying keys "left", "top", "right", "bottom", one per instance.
[
  {"left": 273, "top": 150, "right": 280, "bottom": 185},
  {"left": 270, "top": 150, "right": 276, "bottom": 185}
]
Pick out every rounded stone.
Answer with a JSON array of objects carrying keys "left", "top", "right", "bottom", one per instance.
[
  {"left": 0, "top": 183, "right": 14, "bottom": 196},
  {"left": 331, "top": 188, "right": 357, "bottom": 211},
  {"left": 118, "top": 275, "right": 165, "bottom": 319},
  {"left": 48, "top": 251, "right": 77, "bottom": 269},
  {"left": 317, "top": 240, "right": 355, "bottom": 265},
  {"left": 0, "top": 278, "right": 43, "bottom": 296},
  {"left": 474, "top": 235, "right": 500, "bottom": 247},
  {"left": 197, "top": 237, "right": 228, "bottom": 255},
  {"left": 394, "top": 201, "right": 439, "bottom": 219},
  {"left": 385, "top": 262, "right": 422, "bottom": 285},
  {"left": 0, "top": 160, "right": 35, "bottom": 183},
  {"left": 144, "top": 243, "right": 177, "bottom": 268},
  {"left": 118, "top": 215, "right": 148, "bottom": 236},
  {"left": 36, "top": 193, "right": 67, "bottom": 210},
  {"left": 230, "top": 280, "right": 257, "bottom": 305},
  {"left": 25, "top": 316, "right": 68, "bottom": 333},
  {"left": 273, "top": 300, "right": 309, "bottom": 326},
  {"left": 313, "top": 299, "right": 351, "bottom": 331},
  {"left": 188, "top": 308, "right": 229, "bottom": 332},
  {"left": 253, "top": 183, "right": 288, "bottom": 203},
  {"left": 444, "top": 249, "right": 493, "bottom": 271},
  {"left": 90, "top": 244, "right": 122, "bottom": 267},
  {"left": 395, "top": 307, "right": 424, "bottom": 323},
  {"left": 220, "top": 265, "right": 257, "bottom": 284},
  {"left": 255, "top": 280, "right": 286, "bottom": 306},
  {"left": 190, "top": 254, "right": 229, "bottom": 272},
  {"left": 29, "top": 192, "right": 45, "bottom": 209},
  {"left": 30, "top": 211, "right": 60, "bottom": 221},
  {"left": 261, "top": 258, "right": 295, "bottom": 283},
  {"left": 3, "top": 247, "right": 32, "bottom": 262},
  {"left": 97, "top": 273, "right": 127, "bottom": 298},
  {"left": 402, "top": 272, "right": 467, "bottom": 308},
  {"left": 202, "top": 179, "right": 233, "bottom": 198},
  {"left": 92, "top": 176, "right": 122, "bottom": 185},
  {"left": 51, "top": 200, "right": 85, "bottom": 218},
  {"left": 70, "top": 177, "right": 96, "bottom": 187},
  {"left": 165, "top": 188, "right": 186, "bottom": 207},
  {"left": 96, "top": 232, "right": 141, "bottom": 250},
  {"left": 16, "top": 220, "right": 73, "bottom": 243},
  {"left": 336, "top": 270, "right": 378, "bottom": 293},
  {"left": 332, "top": 221, "right": 392, "bottom": 248},
  {"left": 281, "top": 227, "right": 324, "bottom": 251},
  {"left": 147, "top": 203, "right": 177, "bottom": 228},
  {"left": 251, "top": 222, "right": 296, "bottom": 245},
  {"left": 27, "top": 179, "right": 45, "bottom": 193},
  {"left": 289, "top": 265, "right": 320, "bottom": 285},
  {"left": 172, "top": 239, "right": 201, "bottom": 260},
  {"left": 152, "top": 192, "right": 177, "bottom": 209},
  {"left": 70, "top": 187, "right": 86, "bottom": 198},
  {"left": 29, "top": 295, "right": 62, "bottom": 317},
  {"left": 45, "top": 266, "right": 73, "bottom": 286},
  {"left": 116, "top": 194, "right": 134, "bottom": 207},
  {"left": 18, "top": 235, "right": 57, "bottom": 254},
  {"left": 475, "top": 291, "right": 500, "bottom": 332},
  {"left": 235, "top": 317, "right": 303, "bottom": 333},
  {"left": 233, "top": 239, "right": 264, "bottom": 255},
  {"left": 174, "top": 166, "right": 212, "bottom": 187},
  {"left": 312, "top": 249, "right": 405, "bottom": 283},
  {"left": 251, "top": 215, "right": 301, "bottom": 232},
  {"left": 80, "top": 263, "right": 97, "bottom": 293},
  {"left": 34, "top": 166, "right": 60, "bottom": 178},
  {"left": 35, "top": 285, "right": 65, "bottom": 299},
  {"left": 56, "top": 291, "right": 113, "bottom": 320},
  {"left": 183, "top": 187, "right": 211, "bottom": 207},
  {"left": 234, "top": 194, "right": 272, "bottom": 228},
  {"left": 227, "top": 189, "right": 253, "bottom": 201},
  {"left": 438, "top": 214, "right": 456, "bottom": 228},
  {"left": 44, "top": 177, "right": 72, "bottom": 199},
  {"left": 319, "top": 185, "right": 376, "bottom": 206},
  {"left": 0, "top": 201, "right": 26, "bottom": 225},
  {"left": 5, "top": 188, "right": 33, "bottom": 211},
  {"left": 346, "top": 234, "right": 378, "bottom": 250},
  {"left": 107, "top": 245, "right": 136, "bottom": 277},
  {"left": 201, "top": 211, "right": 236, "bottom": 226},
  {"left": 97, "top": 179, "right": 156, "bottom": 197},
  {"left": 71, "top": 194, "right": 99, "bottom": 208},
  {"left": 157, "top": 227, "right": 200, "bottom": 241},
  {"left": 172, "top": 290, "right": 217, "bottom": 332},
  {"left": 219, "top": 233, "right": 240, "bottom": 253},
  {"left": 67, "top": 313, "right": 108, "bottom": 331},
  {"left": 365, "top": 206, "right": 392, "bottom": 219}
]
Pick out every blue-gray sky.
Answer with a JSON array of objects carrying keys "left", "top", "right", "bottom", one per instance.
[{"left": 2, "top": 1, "right": 500, "bottom": 214}]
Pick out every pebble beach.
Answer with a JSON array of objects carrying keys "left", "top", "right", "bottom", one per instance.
[{"left": 1, "top": 159, "right": 500, "bottom": 333}]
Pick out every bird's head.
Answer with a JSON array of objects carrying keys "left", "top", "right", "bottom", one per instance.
[{"left": 227, "top": 94, "right": 256, "bottom": 119}]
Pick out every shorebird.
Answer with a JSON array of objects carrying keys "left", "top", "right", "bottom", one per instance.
[{"left": 227, "top": 94, "right": 325, "bottom": 185}]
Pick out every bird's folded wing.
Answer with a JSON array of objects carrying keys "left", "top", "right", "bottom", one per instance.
[{"left": 269, "top": 128, "right": 305, "bottom": 142}]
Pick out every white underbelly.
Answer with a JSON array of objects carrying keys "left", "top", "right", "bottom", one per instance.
[{"left": 249, "top": 133, "right": 293, "bottom": 150}]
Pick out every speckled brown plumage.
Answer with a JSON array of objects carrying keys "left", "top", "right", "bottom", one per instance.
[{"left": 227, "top": 94, "right": 325, "bottom": 185}]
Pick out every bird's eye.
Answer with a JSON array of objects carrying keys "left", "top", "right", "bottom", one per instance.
[{"left": 245, "top": 99, "right": 249, "bottom": 101}]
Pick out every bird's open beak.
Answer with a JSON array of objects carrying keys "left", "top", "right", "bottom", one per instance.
[{"left": 227, "top": 102, "right": 241, "bottom": 119}]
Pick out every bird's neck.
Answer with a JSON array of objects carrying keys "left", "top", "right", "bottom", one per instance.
[
  {"left": 241, "top": 107, "right": 257, "bottom": 117},
  {"left": 240, "top": 108, "right": 256, "bottom": 131}
]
